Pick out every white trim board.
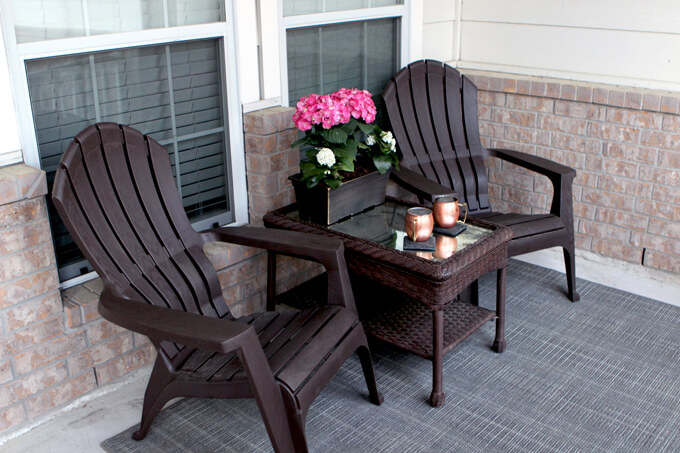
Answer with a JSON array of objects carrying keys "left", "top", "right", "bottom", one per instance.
[{"left": 514, "top": 248, "right": 680, "bottom": 308}]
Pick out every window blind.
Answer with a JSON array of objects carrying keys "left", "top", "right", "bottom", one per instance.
[
  {"left": 26, "top": 39, "right": 230, "bottom": 281},
  {"left": 286, "top": 18, "right": 399, "bottom": 103}
]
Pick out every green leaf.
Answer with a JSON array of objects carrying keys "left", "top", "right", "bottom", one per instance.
[
  {"left": 372, "top": 154, "right": 393, "bottom": 174},
  {"left": 320, "top": 128, "right": 349, "bottom": 144},
  {"left": 300, "top": 160, "right": 316, "bottom": 172},
  {"left": 305, "top": 174, "right": 323, "bottom": 188},
  {"left": 333, "top": 140, "right": 357, "bottom": 160},
  {"left": 341, "top": 118, "right": 359, "bottom": 134},
  {"left": 304, "top": 149, "right": 318, "bottom": 161},
  {"left": 325, "top": 179, "right": 342, "bottom": 189},
  {"left": 357, "top": 121, "right": 375, "bottom": 135},
  {"left": 291, "top": 136, "right": 309, "bottom": 148},
  {"left": 337, "top": 157, "right": 355, "bottom": 172}
]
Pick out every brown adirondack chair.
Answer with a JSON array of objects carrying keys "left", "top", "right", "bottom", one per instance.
[
  {"left": 51, "top": 123, "right": 382, "bottom": 453},
  {"left": 384, "top": 60, "right": 579, "bottom": 301}
]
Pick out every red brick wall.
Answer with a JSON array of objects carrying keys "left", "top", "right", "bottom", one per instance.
[
  {"left": 0, "top": 107, "right": 316, "bottom": 438},
  {"left": 467, "top": 72, "right": 680, "bottom": 274}
]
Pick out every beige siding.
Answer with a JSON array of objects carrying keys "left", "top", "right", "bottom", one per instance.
[
  {"left": 421, "top": 0, "right": 680, "bottom": 92},
  {"left": 422, "top": 0, "right": 457, "bottom": 62}
]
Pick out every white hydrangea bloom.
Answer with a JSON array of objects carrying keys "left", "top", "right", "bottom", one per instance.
[
  {"left": 390, "top": 142, "right": 397, "bottom": 152},
  {"left": 380, "top": 131, "right": 394, "bottom": 143},
  {"left": 316, "top": 148, "right": 336, "bottom": 167},
  {"left": 365, "top": 134, "right": 377, "bottom": 146}
]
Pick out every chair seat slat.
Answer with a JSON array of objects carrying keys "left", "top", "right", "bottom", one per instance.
[
  {"left": 207, "top": 311, "right": 291, "bottom": 380},
  {"left": 216, "top": 308, "right": 321, "bottom": 382},
  {"left": 480, "top": 213, "right": 564, "bottom": 239},
  {"left": 188, "top": 312, "right": 280, "bottom": 380},
  {"left": 267, "top": 307, "right": 341, "bottom": 377},
  {"left": 275, "top": 308, "right": 357, "bottom": 392}
]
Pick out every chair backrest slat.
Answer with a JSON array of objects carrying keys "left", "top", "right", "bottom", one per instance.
[
  {"left": 78, "top": 132, "right": 189, "bottom": 314},
  {"left": 147, "top": 139, "right": 228, "bottom": 317},
  {"left": 390, "top": 70, "right": 440, "bottom": 182},
  {"left": 118, "top": 125, "right": 224, "bottom": 318},
  {"left": 426, "top": 62, "right": 464, "bottom": 190},
  {"left": 462, "top": 76, "right": 490, "bottom": 210},
  {"left": 52, "top": 124, "right": 231, "bottom": 351},
  {"left": 384, "top": 60, "right": 493, "bottom": 214},
  {"left": 410, "top": 62, "right": 450, "bottom": 186},
  {"left": 444, "top": 66, "right": 481, "bottom": 211},
  {"left": 62, "top": 143, "right": 174, "bottom": 307},
  {"left": 99, "top": 136, "right": 202, "bottom": 316}
]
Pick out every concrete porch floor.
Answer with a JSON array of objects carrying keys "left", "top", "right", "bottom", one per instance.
[{"left": 2, "top": 248, "right": 678, "bottom": 453}]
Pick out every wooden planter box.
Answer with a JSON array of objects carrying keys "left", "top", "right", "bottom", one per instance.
[{"left": 289, "top": 170, "right": 390, "bottom": 225}]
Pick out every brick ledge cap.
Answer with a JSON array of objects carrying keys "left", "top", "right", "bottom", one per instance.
[{"left": 0, "top": 164, "right": 47, "bottom": 206}]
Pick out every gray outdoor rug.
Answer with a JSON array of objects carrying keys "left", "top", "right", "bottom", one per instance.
[{"left": 102, "top": 260, "right": 680, "bottom": 453}]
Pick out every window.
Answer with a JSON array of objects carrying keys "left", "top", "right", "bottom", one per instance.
[
  {"left": 281, "top": 1, "right": 408, "bottom": 106},
  {"left": 3, "top": 0, "right": 246, "bottom": 283}
]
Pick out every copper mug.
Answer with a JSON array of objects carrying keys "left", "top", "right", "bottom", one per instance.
[
  {"left": 405, "top": 207, "right": 434, "bottom": 242},
  {"left": 433, "top": 196, "right": 468, "bottom": 228}
]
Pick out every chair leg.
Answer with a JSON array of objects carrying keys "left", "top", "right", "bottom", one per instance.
[
  {"left": 285, "top": 405, "right": 309, "bottom": 453},
  {"left": 132, "top": 357, "right": 175, "bottom": 440},
  {"left": 563, "top": 245, "right": 580, "bottom": 302},
  {"left": 357, "top": 345, "right": 384, "bottom": 405},
  {"left": 240, "top": 339, "right": 296, "bottom": 453}
]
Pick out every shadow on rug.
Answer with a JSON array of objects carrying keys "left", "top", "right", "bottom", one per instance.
[{"left": 102, "top": 260, "right": 680, "bottom": 452}]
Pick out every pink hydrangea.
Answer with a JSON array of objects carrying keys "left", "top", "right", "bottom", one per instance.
[{"left": 292, "top": 88, "right": 377, "bottom": 131}]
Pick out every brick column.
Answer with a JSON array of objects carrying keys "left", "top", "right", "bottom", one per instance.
[
  {"left": 0, "top": 165, "right": 63, "bottom": 432},
  {"left": 243, "top": 106, "right": 299, "bottom": 225}
]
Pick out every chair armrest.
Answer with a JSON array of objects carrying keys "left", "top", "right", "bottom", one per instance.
[
  {"left": 100, "top": 285, "right": 291, "bottom": 442},
  {"left": 390, "top": 166, "right": 456, "bottom": 202},
  {"left": 201, "top": 227, "right": 356, "bottom": 312},
  {"left": 487, "top": 147, "right": 576, "bottom": 219},
  {"left": 99, "top": 287, "right": 251, "bottom": 354},
  {"left": 487, "top": 148, "right": 576, "bottom": 180}
]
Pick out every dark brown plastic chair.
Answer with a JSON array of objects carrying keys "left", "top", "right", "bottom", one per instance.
[
  {"left": 51, "top": 123, "right": 382, "bottom": 453},
  {"left": 384, "top": 60, "right": 579, "bottom": 301}
]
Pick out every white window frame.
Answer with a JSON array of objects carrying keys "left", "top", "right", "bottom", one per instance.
[
  {"left": 0, "top": 0, "right": 248, "bottom": 226},
  {"left": 0, "top": 0, "right": 248, "bottom": 287},
  {"left": 278, "top": 1, "right": 412, "bottom": 106}
]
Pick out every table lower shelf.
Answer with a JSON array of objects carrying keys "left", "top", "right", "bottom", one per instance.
[
  {"left": 275, "top": 274, "right": 496, "bottom": 361},
  {"left": 358, "top": 292, "right": 495, "bottom": 360}
]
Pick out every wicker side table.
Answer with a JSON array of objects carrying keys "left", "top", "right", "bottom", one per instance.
[{"left": 264, "top": 198, "right": 513, "bottom": 407}]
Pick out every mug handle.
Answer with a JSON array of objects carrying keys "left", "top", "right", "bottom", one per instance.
[
  {"left": 412, "top": 217, "right": 418, "bottom": 241},
  {"left": 458, "top": 202, "right": 468, "bottom": 224}
]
